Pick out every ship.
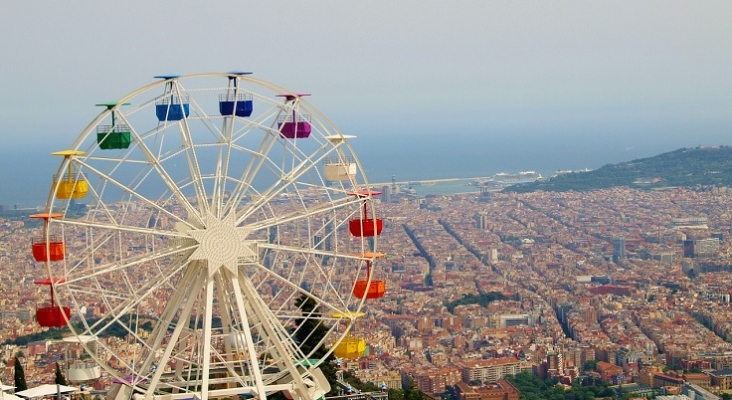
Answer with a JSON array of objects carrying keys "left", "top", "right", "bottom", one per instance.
[
  {"left": 552, "top": 168, "right": 593, "bottom": 178},
  {"left": 492, "top": 171, "right": 543, "bottom": 184}
]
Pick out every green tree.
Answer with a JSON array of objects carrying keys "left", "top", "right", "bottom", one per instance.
[
  {"left": 388, "top": 388, "right": 405, "bottom": 400},
  {"left": 293, "top": 294, "right": 329, "bottom": 357},
  {"left": 404, "top": 383, "right": 422, "bottom": 400},
  {"left": 14, "top": 356, "right": 27, "bottom": 392},
  {"left": 269, "top": 294, "right": 339, "bottom": 400},
  {"left": 583, "top": 359, "right": 598, "bottom": 371},
  {"left": 55, "top": 362, "right": 67, "bottom": 385},
  {"left": 441, "top": 385, "right": 459, "bottom": 400},
  {"left": 292, "top": 294, "right": 340, "bottom": 396}
]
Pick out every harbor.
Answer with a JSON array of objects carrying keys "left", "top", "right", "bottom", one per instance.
[{"left": 370, "top": 172, "right": 545, "bottom": 196}]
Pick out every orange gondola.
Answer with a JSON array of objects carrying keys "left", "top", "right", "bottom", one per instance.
[
  {"left": 353, "top": 252, "right": 386, "bottom": 300},
  {"left": 30, "top": 213, "right": 64, "bottom": 262}
]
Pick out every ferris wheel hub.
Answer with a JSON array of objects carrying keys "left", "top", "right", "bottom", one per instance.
[{"left": 187, "top": 211, "right": 255, "bottom": 275}]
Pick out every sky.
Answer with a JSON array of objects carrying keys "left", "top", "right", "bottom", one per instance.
[{"left": 2, "top": 1, "right": 732, "bottom": 200}]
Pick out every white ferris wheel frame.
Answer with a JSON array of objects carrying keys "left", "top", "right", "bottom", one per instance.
[{"left": 38, "top": 73, "right": 382, "bottom": 400}]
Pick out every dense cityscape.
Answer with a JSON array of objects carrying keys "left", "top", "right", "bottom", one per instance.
[
  {"left": 2, "top": 2, "right": 731, "bottom": 400},
  {"left": 3, "top": 184, "right": 732, "bottom": 400}
]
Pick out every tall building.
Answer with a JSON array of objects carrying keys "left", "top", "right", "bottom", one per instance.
[
  {"left": 547, "top": 352, "right": 564, "bottom": 377},
  {"left": 479, "top": 187, "right": 493, "bottom": 202},
  {"left": 489, "top": 249, "right": 498, "bottom": 263},
  {"left": 324, "top": 221, "right": 333, "bottom": 251},
  {"left": 612, "top": 237, "right": 626, "bottom": 263},
  {"left": 671, "top": 217, "right": 709, "bottom": 229},
  {"left": 684, "top": 238, "right": 720, "bottom": 258},
  {"left": 382, "top": 185, "right": 392, "bottom": 204},
  {"left": 268, "top": 226, "right": 277, "bottom": 244},
  {"left": 476, "top": 213, "right": 488, "bottom": 230}
]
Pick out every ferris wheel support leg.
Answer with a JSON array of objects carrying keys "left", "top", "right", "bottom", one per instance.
[
  {"left": 229, "top": 272, "right": 269, "bottom": 399},
  {"left": 139, "top": 264, "right": 200, "bottom": 374},
  {"left": 146, "top": 269, "right": 206, "bottom": 400},
  {"left": 213, "top": 272, "right": 235, "bottom": 364},
  {"left": 237, "top": 276, "right": 314, "bottom": 400},
  {"left": 200, "top": 276, "right": 216, "bottom": 400}
]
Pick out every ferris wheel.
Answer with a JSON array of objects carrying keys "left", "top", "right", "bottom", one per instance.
[{"left": 34, "top": 73, "right": 385, "bottom": 400}]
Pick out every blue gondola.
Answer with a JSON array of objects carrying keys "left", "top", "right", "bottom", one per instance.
[
  {"left": 154, "top": 75, "right": 189, "bottom": 121},
  {"left": 220, "top": 72, "right": 254, "bottom": 117}
]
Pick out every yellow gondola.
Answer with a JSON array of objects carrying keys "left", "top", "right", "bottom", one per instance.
[
  {"left": 333, "top": 335, "right": 366, "bottom": 359},
  {"left": 52, "top": 150, "right": 88, "bottom": 199}
]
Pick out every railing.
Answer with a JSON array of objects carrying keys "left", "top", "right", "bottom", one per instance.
[
  {"left": 327, "top": 393, "right": 388, "bottom": 400},
  {"left": 333, "top": 370, "right": 389, "bottom": 400}
]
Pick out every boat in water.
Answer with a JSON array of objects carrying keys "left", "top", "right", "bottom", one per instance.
[
  {"left": 552, "top": 168, "right": 592, "bottom": 178},
  {"left": 493, "top": 171, "right": 543, "bottom": 184}
]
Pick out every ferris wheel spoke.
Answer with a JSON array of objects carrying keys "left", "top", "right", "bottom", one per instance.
[
  {"left": 64, "top": 242, "right": 193, "bottom": 285},
  {"left": 65, "top": 284, "right": 127, "bottom": 306},
  {"left": 235, "top": 162, "right": 340, "bottom": 227},
  {"left": 246, "top": 195, "right": 360, "bottom": 232},
  {"left": 244, "top": 260, "right": 352, "bottom": 317},
  {"left": 75, "top": 181, "right": 124, "bottom": 227},
  {"left": 224, "top": 134, "right": 279, "bottom": 217},
  {"left": 172, "top": 85, "right": 210, "bottom": 217},
  {"left": 223, "top": 106, "right": 322, "bottom": 214},
  {"left": 212, "top": 139, "right": 232, "bottom": 216},
  {"left": 59, "top": 218, "right": 187, "bottom": 239},
  {"left": 258, "top": 242, "right": 364, "bottom": 263},
  {"left": 116, "top": 119, "right": 203, "bottom": 227},
  {"left": 211, "top": 273, "right": 253, "bottom": 387},
  {"left": 67, "top": 262, "right": 190, "bottom": 341},
  {"left": 186, "top": 100, "right": 233, "bottom": 215},
  {"left": 73, "top": 157, "right": 196, "bottom": 228}
]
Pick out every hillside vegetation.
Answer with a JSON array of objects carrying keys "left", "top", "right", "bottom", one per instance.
[{"left": 506, "top": 146, "right": 732, "bottom": 193}]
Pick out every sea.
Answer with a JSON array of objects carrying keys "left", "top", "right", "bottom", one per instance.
[{"left": 0, "top": 131, "right": 718, "bottom": 208}]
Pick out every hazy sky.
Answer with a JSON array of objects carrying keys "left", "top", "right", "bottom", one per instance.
[{"left": 2, "top": 1, "right": 732, "bottom": 152}]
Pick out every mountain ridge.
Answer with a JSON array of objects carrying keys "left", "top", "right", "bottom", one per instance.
[{"left": 505, "top": 146, "right": 732, "bottom": 193}]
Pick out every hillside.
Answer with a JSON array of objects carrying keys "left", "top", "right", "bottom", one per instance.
[{"left": 505, "top": 146, "right": 732, "bottom": 193}]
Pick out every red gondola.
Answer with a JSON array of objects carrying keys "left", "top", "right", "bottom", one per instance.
[
  {"left": 34, "top": 278, "right": 70, "bottom": 327},
  {"left": 348, "top": 190, "right": 383, "bottom": 237}
]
